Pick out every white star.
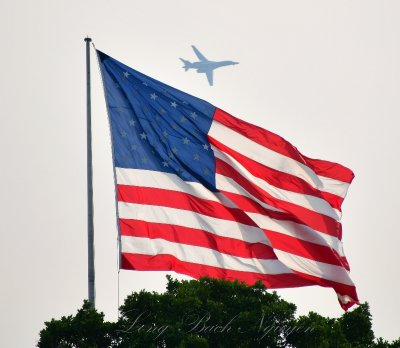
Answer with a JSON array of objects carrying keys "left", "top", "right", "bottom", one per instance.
[
  {"left": 159, "top": 108, "right": 166, "bottom": 114},
  {"left": 172, "top": 147, "right": 178, "bottom": 154},
  {"left": 170, "top": 101, "right": 177, "bottom": 108},
  {"left": 150, "top": 93, "right": 157, "bottom": 100},
  {"left": 202, "top": 144, "right": 209, "bottom": 151},
  {"left": 182, "top": 101, "right": 189, "bottom": 105},
  {"left": 131, "top": 144, "right": 137, "bottom": 151},
  {"left": 142, "top": 81, "right": 148, "bottom": 86},
  {"left": 203, "top": 168, "right": 210, "bottom": 176},
  {"left": 163, "top": 130, "right": 168, "bottom": 137},
  {"left": 123, "top": 71, "right": 130, "bottom": 78},
  {"left": 141, "top": 157, "right": 148, "bottom": 163},
  {"left": 182, "top": 137, "right": 190, "bottom": 145},
  {"left": 162, "top": 161, "right": 169, "bottom": 167},
  {"left": 121, "top": 131, "right": 127, "bottom": 137},
  {"left": 140, "top": 132, "right": 147, "bottom": 140},
  {"left": 129, "top": 119, "right": 136, "bottom": 126},
  {"left": 190, "top": 112, "right": 197, "bottom": 120},
  {"left": 194, "top": 154, "right": 200, "bottom": 161},
  {"left": 180, "top": 116, "right": 187, "bottom": 123}
]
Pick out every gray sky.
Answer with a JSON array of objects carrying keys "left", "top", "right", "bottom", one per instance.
[{"left": 1, "top": 0, "right": 399, "bottom": 346}]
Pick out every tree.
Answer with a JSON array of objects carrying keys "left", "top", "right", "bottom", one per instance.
[
  {"left": 117, "top": 276, "right": 297, "bottom": 348},
  {"left": 339, "top": 303, "right": 374, "bottom": 347},
  {"left": 38, "top": 277, "right": 400, "bottom": 347},
  {"left": 286, "top": 311, "right": 350, "bottom": 348},
  {"left": 38, "top": 300, "right": 120, "bottom": 347}
]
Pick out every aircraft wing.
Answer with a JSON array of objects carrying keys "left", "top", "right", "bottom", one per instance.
[
  {"left": 205, "top": 70, "right": 214, "bottom": 86},
  {"left": 191, "top": 45, "right": 208, "bottom": 61}
]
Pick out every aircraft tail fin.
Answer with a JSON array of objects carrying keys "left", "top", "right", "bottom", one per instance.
[{"left": 179, "top": 58, "right": 192, "bottom": 71}]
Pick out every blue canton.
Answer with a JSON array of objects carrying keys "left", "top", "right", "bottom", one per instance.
[{"left": 98, "top": 51, "right": 217, "bottom": 191}]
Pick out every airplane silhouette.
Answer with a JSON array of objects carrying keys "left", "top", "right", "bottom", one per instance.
[{"left": 180, "top": 45, "right": 239, "bottom": 86}]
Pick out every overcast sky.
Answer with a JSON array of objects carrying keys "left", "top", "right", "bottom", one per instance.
[{"left": 1, "top": 1, "right": 399, "bottom": 346}]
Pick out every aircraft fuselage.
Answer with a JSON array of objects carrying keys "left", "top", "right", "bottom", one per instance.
[{"left": 180, "top": 46, "right": 238, "bottom": 86}]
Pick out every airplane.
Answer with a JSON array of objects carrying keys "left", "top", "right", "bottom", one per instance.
[{"left": 180, "top": 45, "right": 239, "bottom": 86}]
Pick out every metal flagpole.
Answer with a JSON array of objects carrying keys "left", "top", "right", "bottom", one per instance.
[{"left": 85, "top": 36, "right": 95, "bottom": 307}]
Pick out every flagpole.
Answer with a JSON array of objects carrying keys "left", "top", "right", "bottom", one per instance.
[{"left": 85, "top": 36, "right": 95, "bottom": 307}]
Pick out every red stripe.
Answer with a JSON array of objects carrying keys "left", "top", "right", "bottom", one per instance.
[
  {"left": 216, "top": 158, "right": 342, "bottom": 239},
  {"left": 303, "top": 155, "right": 355, "bottom": 185},
  {"left": 120, "top": 181, "right": 341, "bottom": 242},
  {"left": 121, "top": 253, "right": 358, "bottom": 310},
  {"left": 209, "top": 136, "right": 344, "bottom": 211},
  {"left": 121, "top": 252, "right": 316, "bottom": 289},
  {"left": 219, "top": 190, "right": 349, "bottom": 270},
  {"left": 118, "top": 185, "right": 257, "bottom": 227},
  {"left": 120, "top": 219, "right": 277, "bottom": 259},
  {"left": 264, "top": 230, "right": 349, "bottom": 270},
  {"left": 213, "top": 108, "right": 354, "bottom": 184},
  {"left": 118, "top": 186, "right": 348, "bottom": 269},
  {"left": 292, "top": 270, "right": 359, "bottom": 310},
  {"left": 221, "top": 190, "right": 305, "bottom": 224}
]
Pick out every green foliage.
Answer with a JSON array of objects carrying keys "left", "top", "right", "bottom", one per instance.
[
  {"left": 38, "top": 277, "right": 400, "bottom": 347},
  {"left": 373, "top": 338, "right": 400, "bottom": 348},
  {"left": 286, "top": 311, "right": 350, "bottom": 348},
  {"left": 117, "top": 277, "right": 296, "bottom": 347},
  {"left": 339, "top": 303, "right": 374, "bottom": 347},
  {"left": 38, "top": 300, "right": 120, "bottom": 347}
]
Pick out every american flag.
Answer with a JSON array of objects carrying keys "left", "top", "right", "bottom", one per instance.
[{"left": 97, "top": 50, "right": 358, "bottom": 310}]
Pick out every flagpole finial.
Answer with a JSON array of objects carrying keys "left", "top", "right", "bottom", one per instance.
[{"left": 84, "top": 36, "right": 92, "bottom": 43}]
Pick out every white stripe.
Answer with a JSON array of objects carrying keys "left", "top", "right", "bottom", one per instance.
[
  {"left": 116, "top": 167, "right": 236, "bottom": 208},
  {"left": 117, "top": 169, "right": 352, "bottom": 286},
  {"left": 337, "top": 294, "right": 355, "bottom": 304},
  {"left": 274, "top": 250, "right": 354, "bottom": 286},
  {"left": 118, "top": 202, "right": 272, "bottom": 246},
  {"left": 116, "top": 168, "right": 345, "bottom": 257},
  {"left": 121, "top": 235, "right": 352, "bottom": 286},
  {"left": 213, "top": 147, "right": 341, "bottom": 220},
  {"left": 209, "top": 120, "right": 350, "bottom": 198},
  {"left": 215, "top": 173, "right": 284, "bottom": 213},
  {"left": 246, "top": 212, "right": 345, "bottom": 257},
  {"left": 121, "top": 236, "right": 292, "bottom": 275}
]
